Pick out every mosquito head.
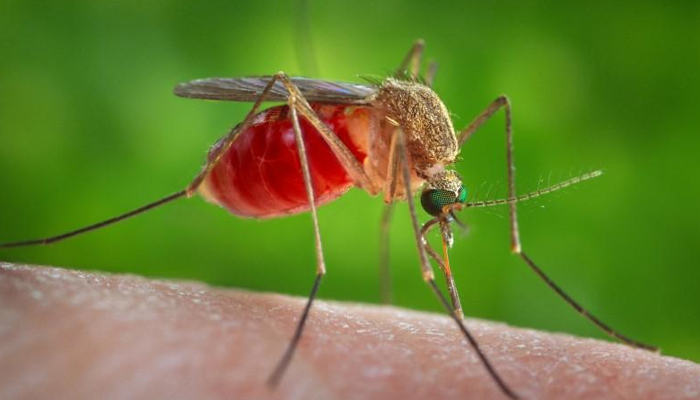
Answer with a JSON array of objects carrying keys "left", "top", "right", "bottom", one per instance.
[{"left": 420, "top": 170, "right": 467, "bottom": 217}]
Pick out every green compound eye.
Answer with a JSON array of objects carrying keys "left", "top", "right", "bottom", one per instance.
[
  {"left": 421, "top": 189, "right": 456, "bottom": 216},
  {"left": 420, "top": 186, "right": 468, "bottom": 216},
  {"left": 457, "top": 186, "right": 468, "bottom": 203}
]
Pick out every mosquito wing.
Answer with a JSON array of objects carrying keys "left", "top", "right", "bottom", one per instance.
[{"left": 174, "top": 76, "right": 378, "bottom": 105}]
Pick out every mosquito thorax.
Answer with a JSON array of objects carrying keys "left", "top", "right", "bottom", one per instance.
[
  {"left": 420, "top": 170, "right": 467, "bottom": 216},
  {"left": 376, "top": 78, "right": 459, "bottom": 171}
]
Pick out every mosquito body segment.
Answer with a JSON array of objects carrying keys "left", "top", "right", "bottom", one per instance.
[
  {"left": 376, "top": 77, "right": 459, "bottom": 171},
  {"left": 198, "top": 104, "right": 370, "bottom": 218}
]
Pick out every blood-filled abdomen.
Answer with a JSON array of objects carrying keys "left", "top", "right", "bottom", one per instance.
[{"left": 198, "top": 104, "right": 370, "bottom": 218}]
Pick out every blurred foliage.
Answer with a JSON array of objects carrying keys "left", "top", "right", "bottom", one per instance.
[{"left": 1, "top": 1, "right": 699, "bottom": 363}]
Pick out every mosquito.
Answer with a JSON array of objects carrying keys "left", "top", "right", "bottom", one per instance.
[{"left": 0, "top": 40, "right": 657, "bottom": 399}]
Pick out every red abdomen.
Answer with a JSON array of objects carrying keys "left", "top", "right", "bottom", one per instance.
[{"left": 199, "top": 104, "right": 369, "bottom": 218}]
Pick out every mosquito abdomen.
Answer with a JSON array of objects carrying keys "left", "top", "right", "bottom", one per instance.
[{"left": 199, "top": 104, "right": 369, "bottom": 218}]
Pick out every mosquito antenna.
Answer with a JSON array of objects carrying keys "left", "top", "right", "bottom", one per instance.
[
  {"left": 462, "top": 170, "right": 603, "bottom": 209},
  {"left": 0, "top": 190, "right": 187, "bottom": 249}
]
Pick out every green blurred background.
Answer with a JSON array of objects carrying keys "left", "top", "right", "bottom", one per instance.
[{"left": 1, "top": 1, "right": 698, "bottom": 363}]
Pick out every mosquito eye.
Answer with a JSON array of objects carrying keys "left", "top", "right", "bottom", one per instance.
[
  {"left": 457, "top": 185, "right": 468, "bottom": 203},
  {"left": 421, "top": 189, "right": 457, "bottom": 216}
]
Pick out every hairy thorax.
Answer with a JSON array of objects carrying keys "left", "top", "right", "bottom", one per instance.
[{"left": 375, "top": 78, "right": 459, "bottom": 176}]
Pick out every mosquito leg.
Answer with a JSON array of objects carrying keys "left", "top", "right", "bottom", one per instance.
[
  {"left": 378, "top": 203, "right": 394, "bottom": 304},
  {"left": 377, "top": 128, "right": 405, "bottom": 303},
  {"left": 378, "top": 113, "right": 421, "bottom": 301},
  {"left": 464, "top": 95, "right": 658, "bottom": 352},
  {"left": 383, "top": 129, "right": 401, "bottom": 203},
  {"left": 457, "top": 95, "right": 509, "bottom": 146},
  {"left": 395, "top": 39, "right": 425, "bottom": 78},
  {"left": 0, "top": 191, "right": 187, "bottom": 248},
  {"left": 267, "top": 71, "right": 393, "bottom": 385},
  {"left": 396, "top": 129, "right": 519, "bottom": 399},
  {"left": 267, "top": 98, "right": 327, "bottom": 388},
  {"left": 0, "top": 76, "right": 292, "bottom": 249},
  {"left": 275, "top": 74, "right": 378, "bottom": 194}
]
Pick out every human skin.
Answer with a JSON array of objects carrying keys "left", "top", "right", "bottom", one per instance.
[{"left": 0, "top": 263, "right": 698, "bottom": 400}]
